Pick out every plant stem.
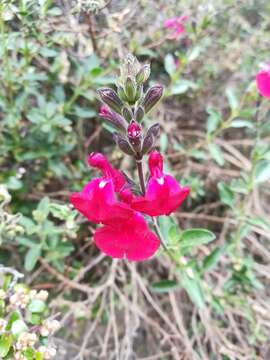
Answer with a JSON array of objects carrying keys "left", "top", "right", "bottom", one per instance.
[{"left": 136, "top": 158, "right": 146, "bottom": 195}]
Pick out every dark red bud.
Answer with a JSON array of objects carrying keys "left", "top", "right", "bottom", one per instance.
[
  {"left": 142, "top": 84, "right": 164, "bottom": 113},
  {"left": 98, "top": 88, "right": 123, "bottom": 114},
  {"left": 99, "top": 105, "right": 127, "bottom": 130},
  {"left": 113, "top": 133, "right": 134, "bottom": 155},
  {"left": 127, "top": 120, "right": 142, "bottom": 153}
]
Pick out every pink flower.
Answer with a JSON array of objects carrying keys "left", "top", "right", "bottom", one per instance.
[
  {"left": 94, "top": 213, "right": 160, "bottom": 260},
  {"left": 164, "top": 16, "right": 188, "bottom": 40},
  {"left": 132, "top": 151, "right": 190, "bottom": 216},
  {"left": 256, "top": 64, "right": 270, "bottom": 98},
  {"left": 70, "top": 153, "right": 161, "bottom": 261},
  {"left": 88, "top": 152, "right": 126, "bottom": 192},
  {"left": 70, "top": 178, "right": 133, "bottom": 224}
]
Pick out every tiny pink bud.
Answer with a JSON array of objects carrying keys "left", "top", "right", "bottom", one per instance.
[{"left": 127, "top": 121, "right": 142, "bottom": 139}]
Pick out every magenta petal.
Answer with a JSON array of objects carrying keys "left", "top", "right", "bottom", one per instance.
[
  {"left": 71, "top": 178, "right": 132, "bottom": 223},
  {"left": 256, "top": 70, "right": 270, "bottom": 98},
  {"left": 132, "top": 172, "right": 190, "bottom": 216},
  {"left": 94, "top": 213, "right": 160, "bottom": 261}
]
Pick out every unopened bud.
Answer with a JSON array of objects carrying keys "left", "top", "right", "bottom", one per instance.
[
  {"left": 134, "top": 106, "right": 144, "bottom": 122},
  {"left": 124, "top": 77, "right": 137, "bottom": 104},
  {"left": 135, "top": 85, "right": 143, "bottom": 102},
  {"left": 142, "top": 84, "right": 164, "bottom": 113},
  {"left": 98, "top": 88, "right": 123, "bottom": 114},
  {"left": 141, "top": 123, "right": 160, "bottom": 155},
  {"left": 122, "top": 106, "right": 133, "bottom": 122},
  {"left": 99, "top": 105, "right": 127, "bottom": 130},
  {"left": 136, "top": 64, "right": 151, "bottom": 84},
  {"left": 113, "top": 133, "right": 134, "bottom": 155},
  {"left": 117, "top": 85, "right": 128, "bottom": 102},
  {"left": 127, "top": 121, "right": 142, "bottom": 153}
]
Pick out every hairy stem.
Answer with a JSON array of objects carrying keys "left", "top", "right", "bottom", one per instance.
[{"left": 136, "top": 158, "right": 146, "bottom": 195}]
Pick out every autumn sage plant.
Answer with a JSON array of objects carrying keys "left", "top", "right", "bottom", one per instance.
[{"left": 70, "top": 55, "right": 191, "bottom": 261}]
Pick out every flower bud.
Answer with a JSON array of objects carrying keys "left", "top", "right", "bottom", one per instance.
[
  {"left": 98, "top": 88, "right": 123, "bottom": 114},
  {"left": 136, "top": 64, "right": 151, "bottom": 84},
  {"left": 122, "top": 106, "right": 133, "bottom": 122},
  {"left": 113, "top": 133, "right": 134, "bottom": 155},
  {"left": 135, "top": 85, "right": 143, "bottom": 102},
  {"left": 99, "top": 105, "right": 127, "bottom": 130},
  {"left": 141, "top": 123, "right": 160, "bottom": 155},
  {"left": 124, "top": 77, "right": 137, "bottom": 103},
  {"left": 134, "top": 106, "right": 144, "bottom": 122},
  {"left": 127, "top": 121, "right": 142, "bottom": 153},
  {"left": 142, "top": 84, "right": 164, "bottom": 113},
  {"left": 117, "top": 85, "right": 128, "bottom": 102}
]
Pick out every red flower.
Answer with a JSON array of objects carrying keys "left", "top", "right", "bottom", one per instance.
[
  {"left": 94, "top": 213, "right": 160, "bottom": 261},
  {"left": 164, "top": 16, "right": 188, "bottom": 40},
  {"left": 88, "top": 152, "right": 126, "bottom": 192},
  {"left": 70, "top": 153, "right": 160, "bottom": 261},
  {"left": 70, "top": 178, "right": 132, "bottom": 224},
  {"left": 132, "top": 151, "right": 190, "bottom": 216},
  {"left": 256, "top": 64, "right": 270, "bottom": 98}
]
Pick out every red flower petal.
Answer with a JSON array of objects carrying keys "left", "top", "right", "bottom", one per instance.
[
  {"left": 132, "top": 151, "right": 190, "bottom": 216},
  {"left": 256, "top": 68, "right": 270, "bottom": 98},
  {"left": 88, "top": 153, "right": 126, "bottom": 192},
  {"left": 70, "top": 178, "right": 132, "bottom": 223},
  {"left": 94, "top": 213, "right": 160, "bottom": 261}
]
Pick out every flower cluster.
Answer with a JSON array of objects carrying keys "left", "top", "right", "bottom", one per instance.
[
  {"left": 71, "top": 55, "right": 190, "bottom": 261},
  {"left": 71, "top": 152, "right": 189, "bottom": 261},
  {"left": 0, "top": 281, "right": 60, "bottom": 359}
]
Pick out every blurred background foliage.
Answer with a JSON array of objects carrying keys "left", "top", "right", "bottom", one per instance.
[{"left": 0, "top": 0, "right": 270, "bottom": 359}]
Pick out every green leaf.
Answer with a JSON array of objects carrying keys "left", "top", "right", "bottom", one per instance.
[
  {"left": 208, "top": 143, "right": 225, "bottom": 166},
  {"left": 24, "top": 246, "right": 42, "bottom": 272},
  {"left": 230, "top": 119, "right": 254, "bottom": 129},
  {"left": 254, "top": 159, "right": 270, "bottom": 184},
  {"left": 0, "top": 334, "right": 12, "bottom": 357},
  {"left": 171, "top": 79, "right": 198, "bottom": 95},
  {"left": 218, "top": 182, "right": 235, "bottom": 207},
  {"left": 225, "top": 88, "right": 239, "bottom": 112},
  {"left": 73, "top": 107, "right": 96, "bottom": 118},
  {"left": 180, "top": 272, "right": 205, "bottom": 308},
  {"left": 151, "top": 280, "right": 179, "bottom": 293},
  {"left": 180, "top": 228, "right": 216, "bottom": 249},
  {"left": 207, "top": 108, "right": 222, "bottom": 134},
  {"left": 203, "top": 247, "right": 223, "bottom": 271},
  {"left": 11, "top": 319, "right": 28, "bottom": 336},
  {"left": 28, "top": 299, "right": 46, "bottom": 313},
  {"left": 164, "top": 53, "right": 176, "bottom": 76}
]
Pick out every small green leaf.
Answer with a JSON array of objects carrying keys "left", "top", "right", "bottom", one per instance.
[
  {"left": 180, "top": 272, "right": 205, "bottom": 308},
  {"left": 0, "top": 334, "right": 12, "bottom": 357},
  {"left": 180, "top": 228, "right": 216, "bottom": 249},
  {"left": 218, "top": 182, "right": 235, "bottom": 207},
  {"left": 171, "top": 79, "right": 198, "bottom": 95},
  {"left": 230, "top": 119, "right": 254, "bottom": 129},
  {"left": 28, "top": 299, "right": 46, "bottom": 314},
  {"left": 203, "top": 247, "right": 223, "bottom": 271},
  {"left": 225, "top": 88, "right": 239, "bottom": 111},
  {"left": 11, "top": 319, "right": 28, "bottom": 336},
  {"left": 207, "top": 108, "right": 221, "bottom": 134},
  {"left": 24, "top": 246, "right": 42, "bottom": 272},
  {"left": 164, "top": 53, "right": 176, "bottom": 76},
  {"left": 208, "top": 143, "right": 225, "bottom": 166},
  {"left": 254, "top": 159, "right": 270, "bottom": 184},
  {"left": 151, "top": 280, "right": 179, "bottom": 293}
]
